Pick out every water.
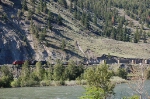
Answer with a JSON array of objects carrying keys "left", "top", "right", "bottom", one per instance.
[
  {"left": 114, "top": 80, "right": 150, "bottom": 99},
  {"left": 0, "top": 86, "right": 85, "bottom": 99},
  {"left": 0, "top": 81, "right": 150, "bottom": 99}
]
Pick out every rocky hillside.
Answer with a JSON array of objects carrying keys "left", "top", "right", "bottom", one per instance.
[{"left": 0, "top": 0, "right": 150, "bottom": 64}]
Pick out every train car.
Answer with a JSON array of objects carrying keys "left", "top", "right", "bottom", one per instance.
[
  {"left": 40, "top": 61, "right": 47, "bottom": 65},
  {"left": 12, "top": 60, "right": 24, "bottom": 65}
]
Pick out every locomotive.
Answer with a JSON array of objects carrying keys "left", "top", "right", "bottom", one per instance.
[{"left": 12, "top": 60, "right": 24, "bottom": 65}]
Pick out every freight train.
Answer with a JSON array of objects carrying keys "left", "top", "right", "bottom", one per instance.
[{"left": 12, "top": 60, "right": 47, "bottom": 65}]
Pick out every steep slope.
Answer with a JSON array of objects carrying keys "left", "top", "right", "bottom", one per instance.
[{"left": 0, "top": 0, "right": 150, "bottom": 65}]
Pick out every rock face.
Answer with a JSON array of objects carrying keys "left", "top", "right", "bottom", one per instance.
[
  {"left": 0, "top": 27, "right": 32, "bottom": 65},
  {"left": 0, "top": 25, "right": 77, "bottom": 65}
]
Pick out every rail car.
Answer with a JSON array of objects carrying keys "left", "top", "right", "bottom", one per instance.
[
  {"left": 12, "top": 60, "right": 24, "bottom": 65},
  {"left": 12, "top": 60, "right": 47, "bottom": 65}
]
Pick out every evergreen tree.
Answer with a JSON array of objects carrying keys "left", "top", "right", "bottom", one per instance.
[
  {"left": 58, "top": 0, "right": 67, "bottom": 8},
  {"left": 40, "top": 0, "right": 43, "bottom": 12},
  {"left": 94, "top": 14, "right": 97, "bottom": 25},
  {"left": 77, "top": 10, "right": 80, "bottom": 20},
  {"left": 47, "top": 65, "right": 53, "bottom": 80},
  {"left": 43, "top": 1, "right": 47, "bottom": 13},
  {"left": 20, "top": 61, "right": 30, "bottom": 87},
  {"left": 118, "top": 68, "right": 127, "bottom": 79},
  {"left": 22, "top": 0, "right": 28, "bottom": 11},
  {"left": 66, "top": 60, "right": 77, "bottom": 80},
  {"left": 57, "top": 14, "right": 63, "bottom": 25},
  {"left": 61, "top": 39, "right": 66, "bottom": 51},
  {"left": 53, "top": 60, "right": 64, "bottom": 81},
  {"left": 30, "top": 19, "right": 34, "bottom": 33},
  {"left": 47, "top": 10, "right": 53, "bottom": 30},
  {"left": 69, "top": 0, "right": 72, "bottom": 12},
  {"left": 85, "top": 14, "right": 89, "bottom": 29},
  {"left": 134, "top": 33, "right": 138, "bottom": 43},
  {"left": 81, "top": 13, "right": 85, "bottom": 25},
  {"left": 35, "top": 61, "right": 44, "bottom": 81},
  {"left": 143, "top": 31, "right": 147, "bottom": 43},
  {"left": 48, "top": 20, "right": 52, "bottom": 30},
  {"left": 27, "top": 9, "right": 33, "bottom": 20},
  {"left": 48, "top": 10, "right": 52, "bottom": 21},
  {"left": 73, "top": 10, "right": 77, "bottom": 19}
]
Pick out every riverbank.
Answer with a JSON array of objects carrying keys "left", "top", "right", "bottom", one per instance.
[
  {"left": 9, "top": 76, "right": 128, "bottom": 88},
  {"left": 10, "top": 76, "right": 127, "bottom": 88},
  {"left": 40, "top": 80, "right": 87, "bottom": 86}
]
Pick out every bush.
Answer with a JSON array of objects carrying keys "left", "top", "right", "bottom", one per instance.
[
  {"left": 50, "top": 81, "right": 64, "bottom": 86},
  {"left": 26, "top": 79, "right": 39, "bottom": 87},
  {"left": 11, "top": 79, "right": 20, "bottom": 87},
  {"left": 117, "top": 68, "right": 127, "bottom": 79},
  {"left": 40, "top": 80, "right": 51, "bottom": 86},
  {"left": 80, "top": 86, "right": 105, "bottom": 99},
  {"left": 147, "top": 70, "right": 150, "bottom": 79},
  {"left": 20, "top": 79, "right": 39, "bottom": 87}
]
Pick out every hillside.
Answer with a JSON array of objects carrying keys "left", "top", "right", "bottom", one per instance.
[{"left": 0, "top": 0, "right": 150, "bottom": 64}]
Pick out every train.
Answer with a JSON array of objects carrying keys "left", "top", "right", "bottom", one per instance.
[
  {"left": 12, "top": 60, "right": 47, "bottom": 65},
  {"left": 12, "top": 60, "right": 24, "bottom": 65}
]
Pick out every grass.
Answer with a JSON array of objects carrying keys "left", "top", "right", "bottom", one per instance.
[{"left": 110, "top": 76, "right": 128, "bottom": 84}]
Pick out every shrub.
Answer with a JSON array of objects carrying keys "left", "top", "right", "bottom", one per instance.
[
  {"left": 11, "top": 79, "right": 20, "bottom": 87},
  {"left": 40, "top": 80, "right": 51, "bottom": 86}
]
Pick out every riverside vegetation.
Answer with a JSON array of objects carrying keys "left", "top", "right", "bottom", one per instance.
[
  {"left": 1, "top": 61, "right": 150, "bottom": 98},
  {"left": 0, "top": 60, "right": 84, "bottom": 87}
]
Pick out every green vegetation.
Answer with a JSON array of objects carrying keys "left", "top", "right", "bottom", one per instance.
[
  {"left": 4, "top": 0, "right": 149, "bottom": 46},
  {"left": 0, "top": 60, "right": 84, "bottom": 88},
  {"left": 70, "top": 0, "right": 149, "bottom": 43},
  {"left": 0, "top": 66, "right": 13, "bottom": 87},
  {"left": 61, "top": 39, "right": 66, "bottom": 51},
  {"left": 81, "top": 63, "right": 114, "bottom": 99},
  {"left": 117, "top": 68, "right": 128, "bottom": 79},
  {"left": 147, "top": 69, "right": 150, "bottom": 79},
  {"left": 0, "top": 63, "right": 148, "bottom": 98}
]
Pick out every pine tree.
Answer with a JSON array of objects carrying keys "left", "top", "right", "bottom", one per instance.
[
  {"left": 40, "top": 0, "right": 43, "bottom": 12},
  {"left": 35, "top": 61, "right": 44, "bottom": 81},
  {"left": 69, "top": 0, "right": 72, "bottom": 12},
  {"left": 27, "top": 9, "right": 33, "bottom": 20},
  {"left": 22, "top": 0, "right": 28, "bottom": 11},
  {"left": 48, "top": 20, "right": 52, "bottom": 30},
  {"left": 57, "top": 14, "right": 63, "bottom": 25},
  {"left": 61, "top": 39, "right": 66, "bottom": 51},
  {"left": 48, "top": 10, "right": 52, "bottom": 21},
  {"left": 85, "top": 14, "right": 89, "bottom": 29},
  {"left": 94, "top": 14, "right": 97, "bottom": 25},
  {"left": 73, "top": 10, "right": 77, "bottom": 19},
  {"left": 30, "top": 19, "right": 34, "bottom": 33},
  {"left": 143, "top": 31, "right": 147, "bottom": 43},
  {"left": 43, "top": 1, "right": 47, "bottom": 13},
  {"left": 53, "top": 60, "right": 64, "bottom": 81},
  {"left": 81, "top": 13, "right": 85, "bottom": 25},
  {"left": 58, "top": 0, "right": 67, "bottom": 8}
]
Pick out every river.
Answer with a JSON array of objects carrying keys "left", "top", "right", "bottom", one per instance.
[{"left": 0, "top": 81, "right": 150, "bottom": 99}]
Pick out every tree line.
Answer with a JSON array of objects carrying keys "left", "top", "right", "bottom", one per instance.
[{"left": 0, "top": 60, "right": 84, "bottom": 87}]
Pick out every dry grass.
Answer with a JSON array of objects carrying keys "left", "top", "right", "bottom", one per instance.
[
  {"left": 67, "top": 30, "right": 150, "bottom": 58},
  {"left": 110, "top": 76, "right": 128, "bottom": 84}
]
